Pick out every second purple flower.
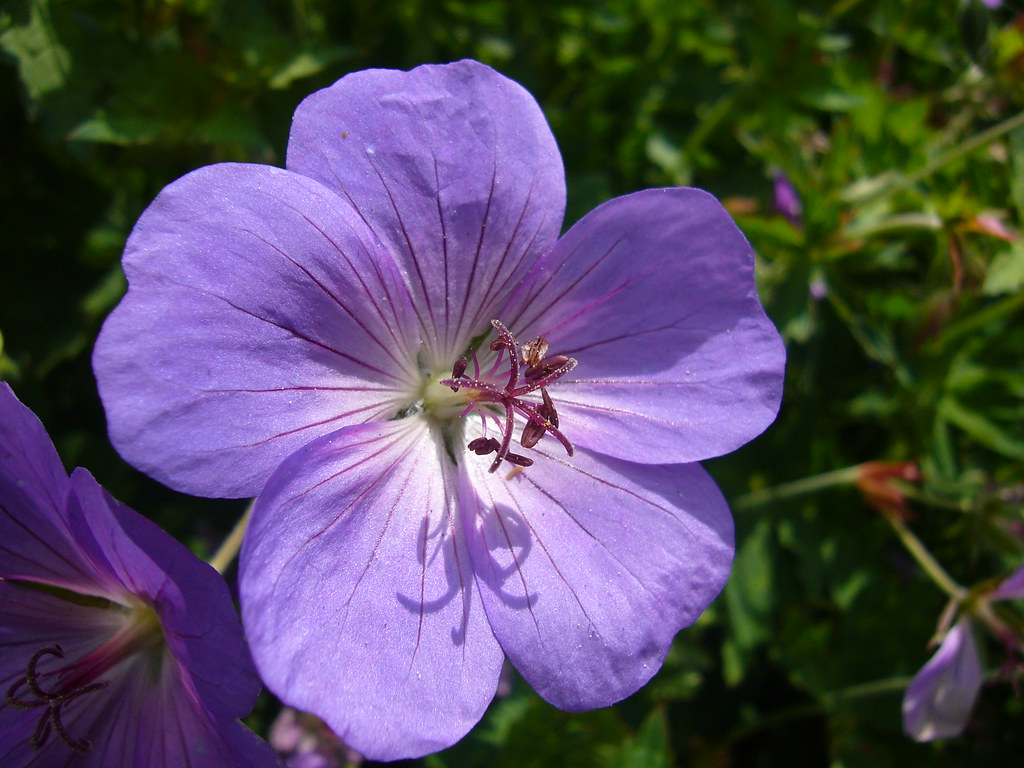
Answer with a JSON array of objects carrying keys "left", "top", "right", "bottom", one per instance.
[{"left": 93, "top": 60, "right": 786, "bottom": 760}]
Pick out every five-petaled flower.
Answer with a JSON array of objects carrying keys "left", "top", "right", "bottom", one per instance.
[
  {"left": 93, "top": 60, "right": 785, "bottom": 760},
  {"left": 0, "top": 383, "right": 280, "bottom": 767}
]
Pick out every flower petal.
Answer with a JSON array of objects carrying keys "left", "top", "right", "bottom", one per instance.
[
  {"left": 239, "top": 419, "right": 503, "bottom": 761},
  {"left": 511, "top": 188, "right": 785, "bottom": 464},
  {"left": 287, "top": 60, "right": 566, "bottom": 366},
  {"left": 94, "top": 163, "right": 421, "bottom": 498},
  {"left": 0, "top": 579, "right": 123, "bottom": 712},
  {"left": 52, "top": 649, "right": 282, "bottom": 768},
  {"left": 460, "top": 444, "right": 733, "bottom": 710},
  {"left": 902, "top": 618, "right": 983, "bottom": 742},
  {"left": 65, "top": 468, "right": 262, "bottom": 720},
  {"left": 0, "top": 383, "right": 96, "bottom": 589},
  {"left": 990, "top": 565, "right": 1024, "bottom": 600}
]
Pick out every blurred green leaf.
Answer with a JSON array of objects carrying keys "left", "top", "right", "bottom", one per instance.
[
  {"left": 0, "top": 0, "right": 69, "bottom": 101},
  {"left": 940, "top": 397, "right": 1024, "bottom": 461},
  {"left": 983, "top": 241, "right": 1024, "bottom": 295},
  {"left": 267, "top": 46, "right": 353, "bottom": 89}
]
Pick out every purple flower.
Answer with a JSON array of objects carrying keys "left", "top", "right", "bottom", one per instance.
[
  {"left": 93, "top": 60, "right": 785, "bottom": 759},
  {"left": 903, "top": 566, "right": 1024, "bottom": 742},
  {"left": 0, "top": 383, "right": 279, "bottom": 767},
  {"left": 772, "top": 170, "right": 803, "bottom": 228},
  {"left": 902, "top": 618, "right": 983, "bottom": 742},
  {"left": 989, "top": 566, "right": 1024, "bottom": 600},
  {"left": 269, "top": 708, "right": 360, "bottom": 768}
]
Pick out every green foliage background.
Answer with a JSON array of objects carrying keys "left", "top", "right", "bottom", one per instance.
[{"left": 2, "top": 0, "right": 1023, "bottom": 765}]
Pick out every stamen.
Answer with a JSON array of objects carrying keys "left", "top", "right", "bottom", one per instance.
[
  {"left": 520, "top": 388, "right": 558, "bottom": 449},
  {"left": 521, "top": 336, "right": 549, "bottom": 368},
  {"left": 504, "top": 453, "right": 534, "bottom": 468},
  {"left": 468, "top": 437, "right": 501, "bottom": 455},
  {"left": 6, "top": 645, "right": 110, "bottom": 755},
  {"left": 448, "top": 357, "right": 468, "bottom": 390},
  {"left": 439, "top": 320, "right": 578, "bottom": 473},
  {"left": 524, "top": 354, "right": 571, "bottom": 382}
]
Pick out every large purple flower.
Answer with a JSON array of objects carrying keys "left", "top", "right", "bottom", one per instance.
[
  {"left": 0, "top": 383, "right": 280, "bottom": 767},
  {"left": 93, "top": 60, "right": 785, "bottom": 760}
]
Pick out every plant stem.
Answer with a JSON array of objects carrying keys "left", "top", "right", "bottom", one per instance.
[
  {"left": 732, "top": 464, "right": 865, "bottom": 510},
  {"left": 846, "top": 109, "right": 1024, "bottom": 205},
  {"left": 887, "top": 517, "right": 966, "bottom": 601},
  {"left": 210, "top": 501, "right": 255, "bottom": 574}
]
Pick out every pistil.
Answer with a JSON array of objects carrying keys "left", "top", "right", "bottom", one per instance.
[{"left": 440, "top": 319, "right": 577, "bottom": 473}]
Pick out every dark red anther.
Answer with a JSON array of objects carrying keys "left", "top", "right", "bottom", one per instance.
[
  {"left": 519, "top": 421, "right": 545, "bottom": 450},
  {"left": 540, "top": 388, "right": 559, "bottom": 429},
  {"left": 524, "top": 354, "right": 571, "bottom": 382},
  {"left": 504, "top": 453, "right": 534, "bottom": 468},
  {"left": 520, "top": 388, "right": 558, "bottom": 449},
  {"left": 449, "top": 357, "right": 468, "bottom": 391},
  {"left": 467, "top": 437, "right": 501, "bottom": 455}
]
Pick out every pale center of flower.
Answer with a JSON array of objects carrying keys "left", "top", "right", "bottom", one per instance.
[
  {"left": 435, "top": 319, "right": 578, "bottom": 473},
  {"left": 6, "top": 594, "right": 165, "bottom": 755}
]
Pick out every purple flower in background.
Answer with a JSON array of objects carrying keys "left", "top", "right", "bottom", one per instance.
[
  {"left": 903, "top": 566, "right": 1024, "bottom": 742},
  {"left": 902, "top": 618, "right": 983, "bottom": 742},
  {"left": 0, "top": 384, "right": 279, "bottom": 767},
  {"left": 269, "top": 708, "right": 361, "bottom": 768},
  {"left": 772, "top": 170, "right": 803, "bottom": 228},
  {"left": 93, "top": 60, "right": 785, "bottom": 759}
]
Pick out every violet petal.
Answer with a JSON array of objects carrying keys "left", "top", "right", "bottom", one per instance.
[
  {"left": 989, "top": 565, "right": 1024, "bottom": 601},
  {"left": 461, "top": 442, "right": 733, "bottom": 710},
  {"left": 903, "top": 618, "right": 983, "bottom": 742},
  {"left": 287, "top": 60, "right": 566, "bottom": 365},
  {"left": 93, "top": 163, "right": 420, "bottom": 498},
  {"left": 0, "top": 383, "right": 95, "bottom": 589},
  {"left": 240, "top": 420, "right": 503, "bottom": 761},
  {"left": 508, "top": 188, "right": 785, "bottom": 465}
]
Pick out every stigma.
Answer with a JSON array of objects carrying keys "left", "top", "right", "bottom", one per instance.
[
  {"left": 440, "top": 319, "right": 577, "bottom": 473},
  {"left": 5, "top": 602, "right": 164, "bottom": 755}
]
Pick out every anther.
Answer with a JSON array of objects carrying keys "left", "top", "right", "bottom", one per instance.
[
  {"left": 449, "top": 357, "right": 468, "bottom": 391},
  {"left": 520, "top": 388, "right": 558, "bottom": 449},
  {"left": 467, "top": 437, "right": 501, "bottom": 455},
  {"left": 504, "top": 453, "right": 534, "bottom": 468},
  {"left": 521, "top": 337, "right": 550, "bottom": 368},
  {"left": 524, "top": 354, "right": 571, "bottom": 382}
]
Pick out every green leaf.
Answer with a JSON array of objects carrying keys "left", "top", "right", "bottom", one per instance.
[
  {"left": 940, "top": 397, "right": 1024, "bottom": 460},
  {"left": 0, "top": 0, "right": 70, "bottom": 102},
  {"left": 267, "top": 46, "right": 353, "bottom": 90},
  {"left": 597, "top": 707, "right": 672, "bottom": 768},
  {"left": 983, "top": 241, "right": 1024, "bottom": 296},
  {"left": 725, "top": 519, "right": 776, "bottom": 662}
]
